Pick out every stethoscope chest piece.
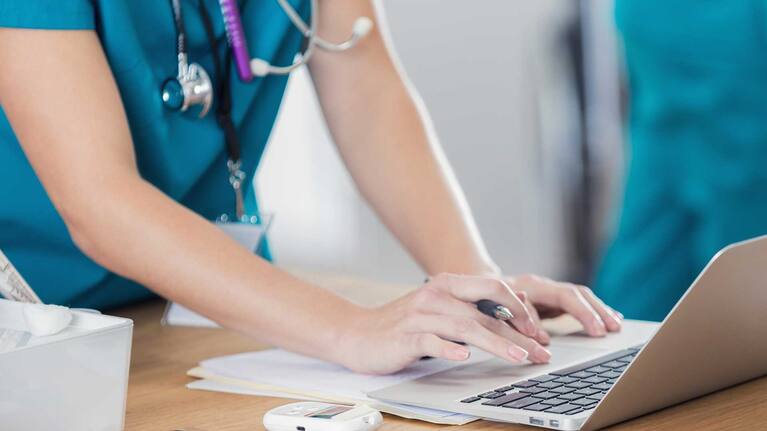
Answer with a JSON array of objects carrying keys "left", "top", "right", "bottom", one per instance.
[{"left": 162, "top": 54, "right": 213, "bottom": 118}]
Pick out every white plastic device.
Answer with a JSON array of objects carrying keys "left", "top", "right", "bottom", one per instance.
[{"left": 263, "top": 402, "right": 383, "bottom": 431}]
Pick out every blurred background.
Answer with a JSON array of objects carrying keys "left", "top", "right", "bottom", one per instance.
[{"left": 256, "top": 0, "right": 624, "bottom": 285}]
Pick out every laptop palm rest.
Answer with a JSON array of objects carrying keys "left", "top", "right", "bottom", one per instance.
[{"left": 368, "top": 322, "right": 656, "bottom": 413}]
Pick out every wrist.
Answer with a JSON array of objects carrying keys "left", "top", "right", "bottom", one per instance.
[
  {"left": 425, "top": 260, "right": 501, "bottom": 278},
  {"left": 325, "top": 302, "right": 369, "bottom": 368}
]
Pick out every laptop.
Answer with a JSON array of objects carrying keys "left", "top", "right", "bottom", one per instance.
[{"left": 369, "top": 235, "right": 767, "bottom": 430}]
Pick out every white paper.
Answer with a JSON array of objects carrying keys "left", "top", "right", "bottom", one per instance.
[
  {"left": 162, "top": 302, "right": 219, "bottom": 327},
  {"left": 188, "top": 378, "right": 325, "bottom": 401},
  {"left": 188, "top": 376, "right": 475, "bottom": 423},
  {"left": 197, "top": 348, "right": 488, "bottom": 421}
]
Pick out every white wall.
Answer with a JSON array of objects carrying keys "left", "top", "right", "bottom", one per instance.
[{"left": 256, "top": 1, "right": 616, "bottom": 283}]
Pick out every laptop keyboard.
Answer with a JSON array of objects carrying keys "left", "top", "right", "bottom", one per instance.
[{"left": 459, "top": 346, "right": 642, "bottom": 416}]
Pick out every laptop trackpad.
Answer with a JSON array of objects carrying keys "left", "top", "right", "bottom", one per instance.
[
  {"left": 368, "top": 344, "right": 611, "bottom": 407},
  {"left": 427, "top": 344, "right": 608, "bottom": 385}
]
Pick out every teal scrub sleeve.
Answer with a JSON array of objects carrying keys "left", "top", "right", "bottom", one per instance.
[{"left": 0, "top": 0, "right": 95, "bottom": 30}]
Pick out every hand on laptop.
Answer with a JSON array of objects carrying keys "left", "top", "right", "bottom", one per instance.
[
  {"left": 337, "top": 273, "right": 553, "bottom": 374},
  {"left": 336, "top": 273, "right": 622, "bottom": 375},
  {"left": 506, "top": 274, "right": 623, "bottom": 342}
]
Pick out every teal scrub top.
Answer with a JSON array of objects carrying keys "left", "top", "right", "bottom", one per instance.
[
  {"left": 595, "top": 0, "right": 767, "bottom": 321},
  {"left": 0, "top": 0, "right": 307, "bottom": 309}
]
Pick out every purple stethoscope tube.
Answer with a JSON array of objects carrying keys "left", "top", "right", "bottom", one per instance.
[{"left": 218, "top": 0, "right": 254, "bottom": 82}]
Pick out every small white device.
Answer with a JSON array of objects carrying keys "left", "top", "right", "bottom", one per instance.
[{"left": 263, "top": 402, "right": 383, "bottom": 431}]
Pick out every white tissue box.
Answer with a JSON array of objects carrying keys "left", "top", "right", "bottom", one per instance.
[{"left": 0, "top": 299, "right": 133, "bottom": 431}]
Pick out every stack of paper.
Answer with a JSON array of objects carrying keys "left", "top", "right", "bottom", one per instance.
[{"left": 187, "top": 348, "right": 492, "bottom": 425}]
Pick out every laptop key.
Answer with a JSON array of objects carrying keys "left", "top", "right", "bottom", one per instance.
[
  {"left": 553, "top": 376, "right": 578, "bottom": 384},
  {"left": 531, "top": 391, "right": 560, "bottom": 400},
  {"left": 587, "top": 393, "right": 606, "bottom": 401},
  {"left": 615, "top": 365, "right": 627, "bottom": 372},
  {"left": 541, "top": 398, "right": 568, "bottom": 406},
  {"left": 522, "top": 403, "right": 552, "bottom": 412},
  {"left": 591, "top": 383, "right": 612, "bottom": 391},
  {"left": 520, "top": 387, "right": 547, "bottom": 395},
  {"left": 549, "top": 349, "right": 634, "bottom": 376},
  {"left": 502, "top": 397, "right": 540, "bottom": 410},
  {"left": 600, "top": 371, "right": 622, "bottom": 379},
  {"left": 530, "top": 374, "right": 558, "bottom": 383},
  {"left": 570, "top": 371, "right": 595, "bottom": 379},
  {"left": 565, "top": 381, "right": 591, "bottom": 389},
  {"left": 572, "top": 398, "right": 598, "bottom": 407},
  {"left": 550, "top": 386, "right": 575, "bottom": 395},
  {"left": 546, "top": 403, "right": 582, "bottom": 414},
  {"left": 616, "top": 355, "right": 634, "bottom": 363},
  {"left": 536, "top": 381, "right": 562, "bottom": 390},
  {"left": 558, "top": 393, "right": 584, "bottom": 401},
  {"left": 583, "top": 376, "right": 607, "bottom": 384},
  {"left": 603, "top": 361, "right": 624, "bottom": 368},
  {"left": 566, "top": 408, "right": 585, "bottom": 415},
  {"left": 494, "top": 385, "right": 514, "bottom": 392},
  {"left": 574, "top": 388, "right": 600, "bottom": 396},
  {"left": 585, "top": 366, "right": 611, "bottom": 374},
  {"left": 479, "top": 391, "right": 505, "bottom": 399},
  {"left": 513, "top": 380, "right": 538, "bottom": 388},
  {"left": 460, "top": 396, "right": 481, "bottom": 403},
  {"left": 481, "top": 392, "right": 529, "bottom": 407}
]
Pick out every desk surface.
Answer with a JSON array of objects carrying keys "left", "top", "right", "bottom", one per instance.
[{"left": 116, "top": 275, "right": 767, "bottom": 431}]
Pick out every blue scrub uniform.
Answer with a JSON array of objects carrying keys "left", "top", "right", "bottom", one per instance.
[
  {"left": 0, "top": 0, "right": 307, "bottom": 309},
  {"left": 595, "top": 1, "right": 767, "bottom": 321}
]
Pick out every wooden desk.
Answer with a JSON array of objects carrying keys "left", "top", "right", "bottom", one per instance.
[{"left": 116, "top": 276, "right": 767, "bottom": 430}]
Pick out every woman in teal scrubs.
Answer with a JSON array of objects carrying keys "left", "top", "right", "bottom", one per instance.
[
  {"left": 595, "top": 1, "right": 767, "bottom": 322},
  {"left": 0, "top": 0, "right": 621, "bottom": 374}
]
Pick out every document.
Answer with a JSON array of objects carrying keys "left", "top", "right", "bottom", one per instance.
[{"left": 188, "top": 348, "right": 487, "bottom": 425}]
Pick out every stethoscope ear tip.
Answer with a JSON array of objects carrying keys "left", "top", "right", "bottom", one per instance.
[{"left": 250, "top": 58, "right": 271, "bottom": 77}]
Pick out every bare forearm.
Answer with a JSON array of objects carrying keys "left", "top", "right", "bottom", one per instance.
[
  {"left": 309, "top": 2, "right": 497, "bottom": 276},
  {"left": 63, "top": 174, "right": 360, "bottom": 362},
  {"left": 331, "top": 82, "right": 496, "bottom": 275}
]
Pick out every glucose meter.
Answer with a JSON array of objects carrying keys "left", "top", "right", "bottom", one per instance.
[{"left": 263, "top": 402, "right": 383, "bottom": 431}]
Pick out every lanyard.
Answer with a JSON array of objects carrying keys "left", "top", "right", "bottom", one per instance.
[{"left": 184, "top": 0, "right": 247, "bottom": 220}]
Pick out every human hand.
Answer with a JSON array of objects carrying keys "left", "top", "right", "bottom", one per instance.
[
  {"left": 335, "top": 273, "right": 552, "bottom": 375},
  {"left": 505, "top": 274, "right": 623, "bottom": 345}
]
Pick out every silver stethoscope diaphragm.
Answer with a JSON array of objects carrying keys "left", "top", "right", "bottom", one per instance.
[{"left": 162, "top": 53, "right": 213, "bottom": 118}]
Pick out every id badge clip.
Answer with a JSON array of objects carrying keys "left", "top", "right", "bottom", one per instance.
[{"left": 215, "top": 159, "right": 273, "bottom": 255}]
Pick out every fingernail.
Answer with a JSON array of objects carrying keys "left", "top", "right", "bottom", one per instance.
[
  {"left": 609, "top": 316, "right": 622, "bottom": 331},
  {"left": 594, "top": 323, "right": 607, "bottom": 336},
  {"left": 538, "top": 328, "right": 551, "bottom": 345},
  {"left": 507, "top": 345, "right": 529, "bottom": 362},
  {"left": 451, "top": 347, "right": 470, "bottom": 360},
  {"left": 533, "top": 345, "right": 552, "bottom": 363}
]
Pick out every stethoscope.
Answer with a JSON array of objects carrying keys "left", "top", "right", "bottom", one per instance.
[
  {"left": 161, "top": 0, "right": 374, "bottom": 118},
  {"left": 159, "top": 0, "right": 372, "bottom": 222}
]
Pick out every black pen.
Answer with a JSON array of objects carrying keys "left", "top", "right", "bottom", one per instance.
[
  {"left": 423, "top": 277, "right": 514, "bottom": 321},
  {"left": 476, "top": 299, "right": 514, "bottom": 321}
]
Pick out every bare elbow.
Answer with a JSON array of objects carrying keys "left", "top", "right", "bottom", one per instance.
[{"left": 57, "top": 200, "right": 102, "bottom": 261}]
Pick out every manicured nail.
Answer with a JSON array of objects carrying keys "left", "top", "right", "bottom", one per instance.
[
  {"left": 593, "top": 322, "right": 607, "bottom": 336},
  {"left": 507, "top": 345, "right": 529, "bottom": 362},
  {"left": 451, "top": 347, "right": 470, "bottom": 360},
  {"left": 538, "top": 328, "right": 551, "bottom": 345},
  {"left": 609, "top": 316, "right": 622, "bottom": 331},
  {"left": 533, "top": 345, "right": 552, "bottom": 363}
]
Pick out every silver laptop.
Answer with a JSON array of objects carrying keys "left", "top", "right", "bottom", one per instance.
[{"left": 369, "top": 235, "right": 767, "bottom": 430}]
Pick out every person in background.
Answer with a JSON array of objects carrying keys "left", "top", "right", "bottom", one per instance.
[
  {"left": 0, "top": 0, "right": 621, "bottom": 374},
  {"left": 595, "top": 1, "right": 767, "bottom": 321}
]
